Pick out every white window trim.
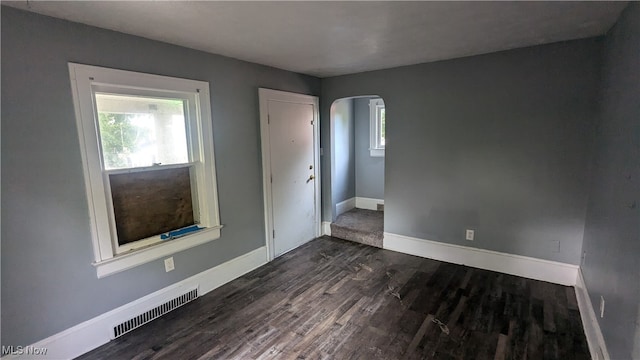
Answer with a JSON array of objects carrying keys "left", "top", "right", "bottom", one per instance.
[
  {"left": 69, "top": 63, "right": 222, "bottom": 278},
  {"left": 369, "top": 98, "right": 385, "bottom": 157}
]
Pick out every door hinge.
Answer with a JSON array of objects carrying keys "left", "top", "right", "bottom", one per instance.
[
  {"left": 311, "top": 120, "right": 314, "bottom": 125},
  {"left": 270, "top": 174, "right": 273, "bottom": 183},
  {"left": 268, "top": 115, "right": 270, "bottom": 124},
  {"left": 273, "top": 230, "right": 275, "bottom": 238}
]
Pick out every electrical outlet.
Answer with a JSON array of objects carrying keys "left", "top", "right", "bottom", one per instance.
[
  {"left": 465, "top": 229, "right": 474, "bottom": 241},
  {"left": 551, "top": 240, "right": 560, "bottom": 253},
  {"left": 164, "top": 257, "right": 175, "bottom": 272},
  {"left": 600, "top": 296, "right": 605, "bottom": 318}
]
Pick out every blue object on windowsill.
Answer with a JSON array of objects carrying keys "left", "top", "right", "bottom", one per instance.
[{"left": 160, "top": 225, "right": 203, "bottom": 240}]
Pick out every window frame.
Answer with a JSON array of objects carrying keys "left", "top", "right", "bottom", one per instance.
[
  {"left": 69, "top": 63, "right": 222, "bottom": 278},
  {"left": 369, "top": 98, "right": 385, "bottom": 157}
]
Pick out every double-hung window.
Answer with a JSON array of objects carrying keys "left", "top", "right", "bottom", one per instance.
[
  {"left": 369, "top": 98, "right": 385, "bottom": 157},
  {"left": 69, "top": 63, "right": 221, "bottom": 277}
]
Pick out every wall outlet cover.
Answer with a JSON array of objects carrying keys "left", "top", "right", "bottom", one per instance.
[
  {"left": 164, "top": 257, "right": 175, "bottom": 272},
  {"left": 465, "top": 229, "right": 474, "bottom": 241}
]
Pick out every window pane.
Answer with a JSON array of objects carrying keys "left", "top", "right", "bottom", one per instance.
[
  {"left": 380, "top": 107, "right": 386, "bottom": 146},
  {"left": 95, "top": 93, "right": 189, "bottom": 170}
]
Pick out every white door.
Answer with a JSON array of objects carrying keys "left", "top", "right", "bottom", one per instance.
[{"left": 259, "top": 89, "right": 320, "bottom": 259}]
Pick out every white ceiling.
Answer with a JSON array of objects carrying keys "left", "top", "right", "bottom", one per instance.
[{"left": 3, "top": 1, "right": 627, "bottom": 78}]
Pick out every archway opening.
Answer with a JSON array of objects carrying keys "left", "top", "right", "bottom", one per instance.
[{"left": 329, "top": 95, "right": 386, "bottom": 247}]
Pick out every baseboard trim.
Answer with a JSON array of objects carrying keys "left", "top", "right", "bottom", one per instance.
[
  {"left": 383, "top": 232, "right": 578, "bottom": 286},
  {"left": 322, "top": 221, "right": 332, "bottom": 236},
  {"left": 355, "top": 197, "right": 383, "bottom": 210},
  {"left": 2, "top": 247, "right": 268, "bottom": 360},
  {"left": 336, "top": 197, "right": 356, "bottom": 216},
  {"left": 575, "top": 270, "right": 610, "bottom": 360}
]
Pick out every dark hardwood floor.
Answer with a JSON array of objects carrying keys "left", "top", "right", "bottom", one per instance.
[{"left": 78, "top": 236, "right": 589, "bottom": 360}]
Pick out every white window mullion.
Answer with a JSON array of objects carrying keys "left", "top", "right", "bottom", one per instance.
[{"left": 369, "top": 98, "right": 385, "bottom": 157}]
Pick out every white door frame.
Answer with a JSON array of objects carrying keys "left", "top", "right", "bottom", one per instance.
[{"left": 259, "top": 88, "right": 321, "bottom": 261}]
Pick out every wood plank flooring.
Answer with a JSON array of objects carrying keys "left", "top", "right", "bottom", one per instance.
[{"left": 78, "top": 236, "right": 590, "bottom": 360}]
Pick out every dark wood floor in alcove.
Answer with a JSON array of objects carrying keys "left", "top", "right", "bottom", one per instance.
[{"left": 78, "top": 236, "right": 589, "bottom": 360}]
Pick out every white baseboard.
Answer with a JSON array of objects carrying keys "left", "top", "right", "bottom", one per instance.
[
  {"left": 355, "top": 197, "right": 384, "bottom": 210},
  {"left": 575, "top": 270, "right": 610, "bottom": 360},
  {"left": 336, "top": 197, "right": 383, "bottom": 214},
  {"left": 336, "top": 197, "right": 356, "bottom": 216},
  {"left": 322, "top": 221, "right": 332, "bottom": 236},
  {"left": 383, "top": 232, "right": 578, "bottom": 286},
  {"left": 3, "top": 247, "right": 268, "bottom": 360}
]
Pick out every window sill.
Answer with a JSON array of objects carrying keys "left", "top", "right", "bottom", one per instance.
[
  {"left": 92, "top": 226, "right": 222, "bottom": 278},
  {"left": 370, "top": 148, "right": 385, "bottom": 157}
]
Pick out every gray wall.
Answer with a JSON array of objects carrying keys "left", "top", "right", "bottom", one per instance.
[
  {"left": 354, "top": 97, "right": 385, "bottom": 200},
  {"left": 582, "top": 3, "right": 640, "bottom": 359},
  {"left": 331, "top": 98, "right": 355, "bottom": 208},
  {"left": 321, "top": 38, "right": 603, "bottom": 264},
  {"left": 1, "top": 7, "right": 320, "bottom": 347}
]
